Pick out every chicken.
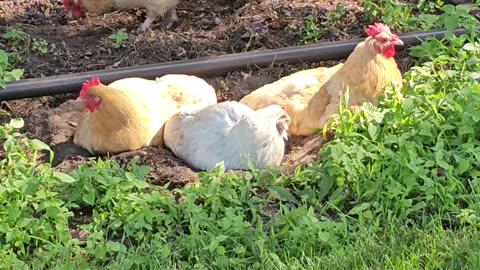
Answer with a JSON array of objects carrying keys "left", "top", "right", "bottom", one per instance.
[
  {"left": 164, "top": 101, "right": 289, "bottom": 171},
  {"left": 240, "top": 22, "right": 404, "bottom": 136},
  {"left": 74, "top": 74, "right": 217, "bottom": 154},
  {"left": 63, "top": 0, "right": 180, "bottom": 31}
]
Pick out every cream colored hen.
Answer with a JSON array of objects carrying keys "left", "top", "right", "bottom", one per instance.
[
  {"left": 74, "top": 74, "right": 217, "bottom": 154},
  {"left": 240, "top": 22, "right": 404, "bottom": 136}
]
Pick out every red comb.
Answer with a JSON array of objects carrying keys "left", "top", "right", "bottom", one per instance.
[
  {"left": 63, "top": 0, "right": 71, "bottom": 10},
  {"left": 366, "top": 22, "right": 392, "bottom": 37},
  {"left": 79, "top": 77, "right": 101, "bottom": 96},
  {"left": 63, "top": 0, "right": 84, "bottom": 17}
]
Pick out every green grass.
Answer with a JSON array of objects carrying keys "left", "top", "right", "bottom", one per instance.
[
  {"left": 263, "top": 226, "right": 480, "bottom": 269},
  {"left": 1, "top": 27, "right": 480, "bottom": 269}
]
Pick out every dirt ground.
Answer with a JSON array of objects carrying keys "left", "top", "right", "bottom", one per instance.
[
  {"left": 1, "top": 0, "right": 367, "bottom": 78},
  {"left": 0, "top": 0, "right": 413, "bottom": 187}
]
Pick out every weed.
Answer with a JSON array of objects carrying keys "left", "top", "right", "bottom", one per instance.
[
  {"left": 438, "top": 4, "right": 476, "bottom": 30},
  {"left": 0, "top": 28, "right": 48, "bottom": 88},
  {"left": 32, "top": 40, "right": 49, "bottom": 55},
  {"left": 301, "top": 5, "right": 346, "bottom": 44},
  {"left": 363, "top": 1, "right": 478, "bottom": 32},
  {"left": 219, "top": 79, "right": 229, "bottom": 92},
  {"left": 416, "top": 0, "right": 443, "bottom": 14},
  {"left": 0, "top": 50, "right": 24, "bottom": 89},
  {"left": 1, "top": 29, "right": 29, "bottom": 47},
  {"left": 0, "top": 118, "right": 73, "bottom": 256},
  {"left": 2, "top": 28, "right": 49, "bottom": 55},
  {"left": 325, "top": 5, "right": 347, "bottom": 25},
  {"left": 108, "top": 30, "right": 129, "bottom": 49},
  {"left": 301, "top": 15, "right": 327, "bottom": 44}
]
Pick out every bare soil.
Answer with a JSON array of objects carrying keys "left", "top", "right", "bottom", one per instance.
[
  {"left": 1, "top": 0, "right": 366, "bottom": 78},
  {"left": 0, "top": 0, "right": 413, "bottom": 187}
]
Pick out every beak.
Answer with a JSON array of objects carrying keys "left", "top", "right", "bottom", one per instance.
[{"left": 391, "top": 39, "right": 404, "bottom": 46}]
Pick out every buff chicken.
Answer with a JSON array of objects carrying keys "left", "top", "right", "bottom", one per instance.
[
  {"left": 240, "top": 22, "right": 404, "bottom": 136},
  {"left": 73, "top": 74, "right": 217, "bottom": 154},
  {"left": 63, "top": 0, "right": 180, "bottom": 31},
  {"left": 164, "top": 101, "right": 289, "bottom": 171}
]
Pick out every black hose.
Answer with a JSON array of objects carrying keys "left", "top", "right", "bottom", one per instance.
[{"left": 1, "top": 26, "right": 478, "bottom": 101}]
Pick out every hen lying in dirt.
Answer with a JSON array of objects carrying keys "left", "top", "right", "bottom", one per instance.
[
  {"left": 74, "top": 74, "right": 217, "bottom": 154},
  {"left": 164, "top": 101, "right": 289, "bottom": 171},
  {"left": 240, "top": 22, "right": 404, "bottom": 136}
]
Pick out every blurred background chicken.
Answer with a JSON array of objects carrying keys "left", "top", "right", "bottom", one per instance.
[
  {"left": 164, "top": 101, "right": 289, "bottom": 171},
  {"left": 240, "top": 22, "right": 404, "bottom": 136},
  {"left": 63, "top": 0, "right": 180, "bottom": 31},
  {"left": 74, "top": 74, "right": 217, "bottom": 154}
]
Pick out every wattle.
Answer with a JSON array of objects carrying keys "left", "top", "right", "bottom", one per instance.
[
  {"left": 73, "top": 9, "right": 85, "bottom": 17},
  {"left": 383, "top": 46, "right": 396, "bottom": 58}
]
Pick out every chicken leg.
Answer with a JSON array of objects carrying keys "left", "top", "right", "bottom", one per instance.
[
  {"left": 163, "top": 8, "right": 178, "bottom": 29},
  {"left": 139, "top": 17, "right": 155, "bottom": 32},
  {"left": 138, "top": 8, "right": 178, "bottom": 32}
]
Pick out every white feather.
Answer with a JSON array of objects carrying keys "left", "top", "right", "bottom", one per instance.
[{"left": 164, "top": 101, "right": 289, "bottom": 171}]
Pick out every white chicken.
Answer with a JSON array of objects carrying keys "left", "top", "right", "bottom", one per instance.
[{"left": 164, "top": 101, "right": 289, "bottom": 171}]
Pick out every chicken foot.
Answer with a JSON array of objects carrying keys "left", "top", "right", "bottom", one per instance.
[
  {"left": 138, "top": 8, "right": 178, "bottom": 32},
  {"left": 112, "top": 149, "right": 148, "bottom": 159},
  {"left": 139, "top": 17, "right": 155, "bottom": 32},
  {"left": 163, "top": 8, "right": 178, "bottom": 29}
]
